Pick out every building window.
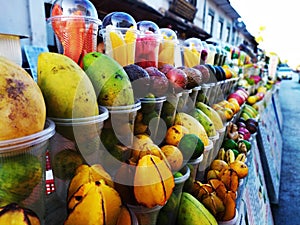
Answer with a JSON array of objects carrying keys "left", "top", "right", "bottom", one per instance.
[
  {"left": 206, "top": 9, "right": 214, "bottom": 35},
  {"left": 217, "top": 18, "right": 224, "bottom": 40},
  {"left": 225, "top": 24, "right": 231, "bottom": 42},
  {"left": 231, "top": 27, "right": 236, "bottom": 45}
]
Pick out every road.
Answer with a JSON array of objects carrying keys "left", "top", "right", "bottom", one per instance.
[{"left": 271, "top": 72, "right": 300, "bottom": 225}]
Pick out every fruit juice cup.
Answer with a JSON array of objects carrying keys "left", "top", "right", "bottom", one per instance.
[
  {"left": 48, "top": 16, "right": 101, "bottom": 65},
  {"left": 196, "top": 139, "right": 213, "bottom": 182},
  {"left": 156, "top": 165, "right": 190, "bottom": 225},
  {"left": 136, "top": 97, "right": 166, "bottom": 144},
  {"left": 135, "top": 32, "right": 162, "bottom": 68},
  {"left": 0, "top": 119, "right": 55, "bottom": 224},
  {"left": 161, "top": 92, "right": 182, "bottom": 128},
  {"left": 187, "top": 154, "right": 204, "bottom": 181},
  {"left": 158, "top": 28, "right": 178, "bottom": 67},
  {"left": 101, "top": 27, "right": 138, "bottom": 66},
  {"left": 181, "top": 38, "right": 202, "bottom": 67},
  {"left": 177, "top": 89, "right": 192, "bottom": 112},
  {"left": 48, "top": 107, "right": 109, "bottom": 202},
  {"left": 127, "top": 204, "right": 163, "bottom": 225}
]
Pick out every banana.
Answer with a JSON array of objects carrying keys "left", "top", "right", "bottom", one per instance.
[
  {"left": 0, "top": 203, "right": 40, "bottom": 225},
  {"left": 189, "top": 108, "right": 217, "bottom": 137},
  {"left": 0, "top": 56, "right": 46, "bottom": 140},
  {"left": 174, "top": 112, "right": 210, "bottom": 146},
  {"left": 225, "top": 149, "right": 235, "bottom": 164},
  {"left": 243, "top": 104, "right": 258, "bottom": 118},
  {"left": 177, "top": 192, "right": 218, "bottom": 225},
  {"left": 217, "top": 148, "right": 226, "bottom": 161},
  {"left": 235, "top": 153, "right": 246, "bottom": 162},
  {"left": 134, "top": 155, "right": 175, "bottom": 208},
  {"left": 37, "top": 52, "right": 99, "bottom": 118},
  {"left": 82, "top": 52, "right": 134, "bottom": 106},
  {"left": 195, "top": 102, "right": 225, "bottom": 130}
]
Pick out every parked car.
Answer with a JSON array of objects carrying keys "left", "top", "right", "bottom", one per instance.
[{"left": 276, "top": 64, "right": 293, "bottom": 80}]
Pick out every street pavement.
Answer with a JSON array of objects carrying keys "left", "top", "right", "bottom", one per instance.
[{"left": 271, "top": 72, "right": 300, "bottom": 225}]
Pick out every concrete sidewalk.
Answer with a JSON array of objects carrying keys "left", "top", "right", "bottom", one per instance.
[{"left": 271, "top": 73, "right": 300, "bottom": 225}]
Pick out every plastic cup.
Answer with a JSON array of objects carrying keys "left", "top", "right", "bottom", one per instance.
[
  {"left": 187, "top": 154, "right": 204, "bottom": 181},
  {"left": 189, "top": 86, "right": 201, "bottom": 108},
  {"left": 127, "top": 204, "right": 163, "bottom": 225},
  {"left": 177, "top": 89, "right": 192, "bottom": 112},
  {"left": 196, "top": 139, "right": 214, "bottom": 182},
  {"left": 135, "top": 97, "right": 166, "bottom": 144},
  {"left": 158, "top": 28, "right": 178, "bottom": 67},
  {"left": 48, "top": 107, "right": 109, "bottom": 202},
  {"left": 161, "top": 92, "right": 182, "bottom": 128},
  {"left": 101, "top": 27, "right": 137, "bottom": 66},
  {"left": 207, "top": 132, "right": 219, "bottom": 164},
  {"left": 218, "top": 209, "right": 239, "bottom": 225},
  {"left": 135, "top": 33, "right": 161, "bottom": 68},
  {"left": 48, "top": 16, "right": 101, "bottom": 64},
  {"left": 157, "top": 165, "right": 190, "bottom": 225},
  {"left": 0, "top": 119, "right": 55, "bottom": 224},
  {"left": 181, "top": 38, "right": 202, "bottom": 67}
]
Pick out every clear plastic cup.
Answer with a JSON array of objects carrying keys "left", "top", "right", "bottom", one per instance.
[
  {"left": 207, "top": 132, "right": 219, "bottom": 165},
  {"left": 135, "top": 97, "right": 166, "bottom": 144},
  {"left": 187, "top": 154, "right": 204, "bottom": 181},
  {"left": 101, "top": 27, "right": 137, "bottom": 66},
  {"left": 157, "top": 165, "right": 190, "bottom": 225},
  {"left": 161, "top": 92, "right": 182, "bottom": 128},
  {"left": 135, "top": 32, "right": 162, "bottom": 68},
  {"left": 127, "top": 204, "right": 163, "bottom": 225},
  {"left": 189, "top": 86, "right": 201, "bottom": 108},
  {"left": 218, "top": 209, "right": 239, "bottom": 225},
  {"left": 158, "top": 28, "right": 178, "bottom": 67},
  {"left": 177, "top": 89, "right": 192, "bottom": 112},
  {"left": 181, "top": 38, "right": 202, "bottom": 67},
  {"left": 48, "top": 106, "right": 109, "bottom": 202},
  {"left": 196, "top": 139, "right": 214, "bottom": 182},
  {"left": 0, "top": 119, "right": 55, "bottom": 224},
  {"left": 48, "top": 16, "right": 101, "bottom": 64}
]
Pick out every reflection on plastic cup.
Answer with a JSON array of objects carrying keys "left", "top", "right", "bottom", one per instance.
[
  {"left": 208, "top": 132, "right": 219, "bottom": 165},
  {"left": 187, "top": 154, "right": 204, "bottom": 181},
  {"left": 189, "top": 86, "right": 201, "bottom": 108},
  {"left": 177, "top": 89, "right": 192, "bottom": 112},
  {"left": 48, "top": 107, "right": 109, "bottom": 202},
  {"left": 135, "top": 33, "right": 161, "bottom": 68},
  {"left": 157, "top": 165, "right": 190, "bottom": 225},
  {"left": 0, "top": 119, "right": 55, "bottom": 224},
  {"left": 161, "top": 92, "right": 182, "bottom": 128}
]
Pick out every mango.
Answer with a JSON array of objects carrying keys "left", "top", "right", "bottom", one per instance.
[
  {"left": 0, "top": 56, "right": 45, "bottom": 140},
  {"left": 83, "top": 52, "right": 134, "bottom": 106},
  {"left": 37, "top": 52, "right": 99, "bottom": 118}
]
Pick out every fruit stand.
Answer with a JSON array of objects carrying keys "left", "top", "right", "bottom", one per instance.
[{"left": 0, "top": 1, "right": 284, "bottom": 225}]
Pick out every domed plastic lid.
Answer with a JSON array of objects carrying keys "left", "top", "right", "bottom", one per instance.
[
  {"left": 137, "top": 20, "right": 160, "bottom": 34},
  {"left": 183, "top": 38, "right": 203, "bottom": 52},
  {"left": 50, "top": 0, "right": 99, "bottom": 19},
  {"left": 159, "top": 28, "right": 177, "bottom": 41},
  {"left": 101, "top": 11, "right": 136, "bottom": 29}
]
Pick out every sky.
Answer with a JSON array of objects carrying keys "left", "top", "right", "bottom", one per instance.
[{"left": 230, "top": 0, "right": 300, "bottom": 68}]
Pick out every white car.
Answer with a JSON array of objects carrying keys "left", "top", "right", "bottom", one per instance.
[{"left": 276, "top": 65, "right": 293, "bottom": 80}]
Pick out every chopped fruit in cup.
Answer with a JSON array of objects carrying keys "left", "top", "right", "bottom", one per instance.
[
  {"left": 158, "top": 28, "right": 178, "bottom": 67},
  {"left": 182, "top": 38, "right": 203, "bottom": 67}
]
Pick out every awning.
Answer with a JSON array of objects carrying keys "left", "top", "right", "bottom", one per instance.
[{"left": 90, "top": 0, "right": 211, "bottom": 40}]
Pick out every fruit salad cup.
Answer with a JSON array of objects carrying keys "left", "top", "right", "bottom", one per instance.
[
  {"left": 48, "top": 0, "right": 101, "bottom": 65},
  {"left": 158, "top": 28, "right": 178, "bottom": 67},
  {"left": 100, "top": 12, "right": 137, "bottom": 66},
  {"left": 181, "top": 38, "right": 203, "bottom": 68},
  {"left": 134, "top": 20, "right": 162, "bottom": 68}
]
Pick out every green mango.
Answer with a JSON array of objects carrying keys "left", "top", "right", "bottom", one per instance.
[{"left": 83, "top": 52, "right": 134, "bottom": 106}]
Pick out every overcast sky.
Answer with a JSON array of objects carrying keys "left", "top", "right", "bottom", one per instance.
[{"left": 231, "top": 0, "right": 300, "bottom": 67}]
